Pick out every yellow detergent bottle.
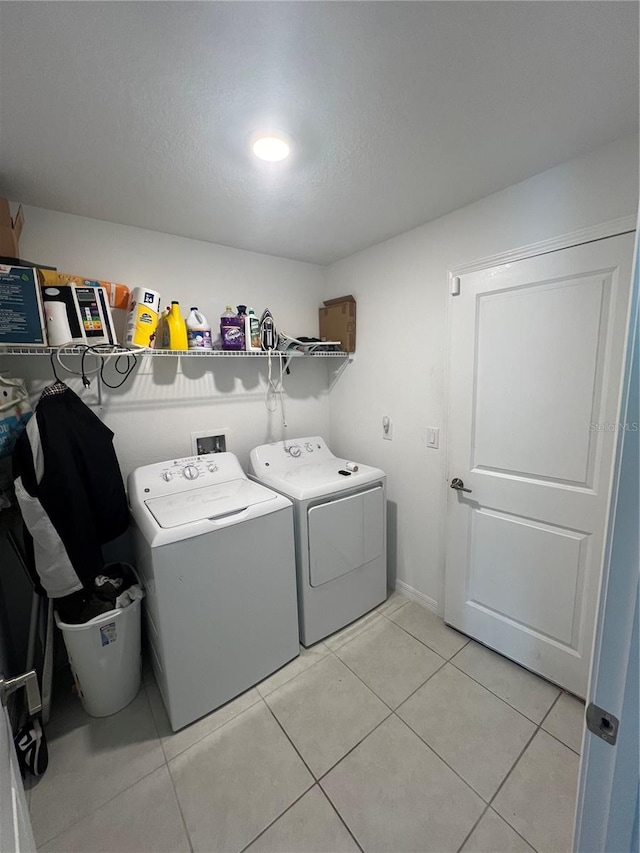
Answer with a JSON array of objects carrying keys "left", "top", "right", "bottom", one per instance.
[{"left": 166, "top": 301, "right": 188, "bottom": 350}]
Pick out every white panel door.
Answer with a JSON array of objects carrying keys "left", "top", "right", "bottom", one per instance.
[
  {"left": 0, "top": 704, "right": 36, "bottom": 853},
  {"left": 444, "top": 233, "right": 634, "bottom": 696}
]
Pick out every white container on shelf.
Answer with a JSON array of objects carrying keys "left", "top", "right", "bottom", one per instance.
[
  {"left": 55, "top": 599, "right": 142, "bottom": 717},
  {"left": 186, "top": 307, "right": 213, "bottom": 350},
  {"left": 245, "top": 308, "right": 261, "bottom": 352}
]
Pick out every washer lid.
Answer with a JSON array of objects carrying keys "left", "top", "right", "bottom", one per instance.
[{"left": 144, "top": 478, "right": 276, "bottom": 528}]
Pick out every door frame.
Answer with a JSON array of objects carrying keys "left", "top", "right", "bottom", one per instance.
[
  {"left": 440, "top": 213, "right": 637, "bottom": 613},
  {"left": 573, "top": 217, "right": 639, "bottom": 852}
]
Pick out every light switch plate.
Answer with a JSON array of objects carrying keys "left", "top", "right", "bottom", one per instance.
[{"left": 427, "top": 427, "right": 439, "bottom": 449}]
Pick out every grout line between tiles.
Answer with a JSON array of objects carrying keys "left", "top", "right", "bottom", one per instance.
[
  {"left": 35, "top": 763, "right": 168, "bottom": 850},
  {"left": 477, "top": 694, "right": 568, "bottom": 851},
  {"left": 319, "top": 785, "right": 366, "bottom": 853},
  {"left": 342, "top": 620, "right": 570, "bottom": 847},
  {"left": 379, "top": 606, "right": 470, "bottom": 661},
  {"left": 326, "top": 651, "right": 396, "bottom": 714},
  {"left": 236, "top": 782, "right": 315, "bottom": 853},
  {"left": 536, "top": 691, "right": 582, "bottom": 755},
  {"left": 455, "top": 803, "right": 490, "bottom": 853},
  {"left": 393, "top": 708, "right": 497, "bottom": 806},
  {"left": 142, "top": 679, "right": 171, "bottom": 766},
  {"left": 257, "top": 645, "right": 331, "bottom": 699},
  {"left": 263, "top": 697, "right": 319, "bottom": 781},
  {"left": 539, "top": 690, "right": 562, "bottom": 726},
  {"left": 149, "top": 680, "right": 200, "bottom": 853},
  {"left": 33, "top": 686, "right": 167, "bottom": 849},
  {"left": 324, "top": 613, "right": 383, "bottom": 653},
  {"left": 316, "top": 710, "right": 393, "bottom": 784},
  {"left": 145, "top": 677, "right": 265, "bottom": 763},
  {"left": 539, "top": 727, "right": 582, "bottom": 757},
  {"left": 264, "top": 660, "right": 396, "bottom": 786},
  {"left": 488, "top": 723, "right": 539, "bottom": 808},
  {"left": 376, "top": 598, "right": 410, "bottom": 619},
  {"left": 161, "top": 758, "right": 195, "bottom": 853},
  {"left": 446, "top": 656, "right": 561, "bottom": 726},
  {"left": 324, "top": 616, "right": 453, "bottom": 715}
]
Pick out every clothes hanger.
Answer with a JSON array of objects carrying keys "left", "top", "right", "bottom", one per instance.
[{"left": 40, "top": 352, "right": 68, "bottom": 398}]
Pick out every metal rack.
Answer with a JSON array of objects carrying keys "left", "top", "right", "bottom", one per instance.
[
  {"left": 0, "top": 346, "right": 348, "bottom": 358},
  {"left": 0, "top": 346, "right": 351, "bottom": 407}
]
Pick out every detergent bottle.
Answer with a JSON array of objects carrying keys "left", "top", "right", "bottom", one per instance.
[
  {"left": 220, "top": 305, "right": 244, "bottom": 350},
  {"left": 186, "top": 307, "right": 213, "bottom": 350},
  {"left": 245, "top": 308, "right": 261, "bottom": 352},
  {"left": 166, "top": 301, "right": 188, "bottom": 350},
  {"left": 154, "top": 307, "right": 170, "bottom": 349}
]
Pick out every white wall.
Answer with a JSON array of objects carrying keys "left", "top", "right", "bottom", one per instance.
[
  {"left": 8, "top": 207, "right": 330, "bottom": 478},
  {"left": 324, "top": 135, "right": 639, "bottom": 610}
]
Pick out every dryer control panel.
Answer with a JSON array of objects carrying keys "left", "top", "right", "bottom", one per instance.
[{"left": 249, "top": 436, "right": 333, "bottom": 475}]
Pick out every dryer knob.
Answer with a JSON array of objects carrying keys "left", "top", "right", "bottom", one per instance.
[
  {"left": 304, "top": 443, "right": 314, "bottom": 452},
  {"left": 161, "top": 471, "right": 173, "bottom": 482},
  {"left": 183, "top": 465, "right": 200, "bottom": 480},
  {"left": 288, "top": 445, "right": 302, "bottom": 458}
]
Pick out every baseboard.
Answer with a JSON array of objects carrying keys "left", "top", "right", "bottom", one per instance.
[{"left": 394, "top": 580, "right": 439, "bottom": 615}]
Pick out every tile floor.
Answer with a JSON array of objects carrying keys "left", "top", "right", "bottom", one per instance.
[{"left": 29, "top": 592, "right": 585, "bottom": 853}]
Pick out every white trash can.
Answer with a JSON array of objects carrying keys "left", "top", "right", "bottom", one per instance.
[{"left": 55, "top": 598, "right": 142, "bottom": 717}]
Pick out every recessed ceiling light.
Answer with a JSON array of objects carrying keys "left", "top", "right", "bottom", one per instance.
[{"left": 252, "top": 136, "right": 290, "bottom": 162}]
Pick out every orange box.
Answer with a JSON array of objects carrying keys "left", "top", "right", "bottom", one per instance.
[{"left": 37, "top": 269, "right": 130, "bottom": 310}]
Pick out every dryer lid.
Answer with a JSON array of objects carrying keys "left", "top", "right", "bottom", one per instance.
[
  {"left": 256, "top": 460, "right": 386, "bottom": 501},
  {"left": 144, "top": 478, "right": 276, "bottom": 528}
]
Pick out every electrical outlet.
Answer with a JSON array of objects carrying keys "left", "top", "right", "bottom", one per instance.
[
  {"left": 191, "top": 429, "right": 229, "bottom": 455},
  {"left": 382, "top": 416, "right": 393, "bottom": 441}
]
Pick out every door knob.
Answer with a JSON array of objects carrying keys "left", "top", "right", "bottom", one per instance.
[
  {"left": 450, "top": 477, "right": 472, "bottom": 494},
  {"left": 0, "top": 669, "right": 42, "bottom": 716}
]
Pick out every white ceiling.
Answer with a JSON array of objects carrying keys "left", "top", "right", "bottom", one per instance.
[{"left": 0, "top": 2, "right": 637, "bottom": 265}]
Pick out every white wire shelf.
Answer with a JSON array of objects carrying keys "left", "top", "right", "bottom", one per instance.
[{"left": 0, "top": 346, "right": 349, "bottom": 358}]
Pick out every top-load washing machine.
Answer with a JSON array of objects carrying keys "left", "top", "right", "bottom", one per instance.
[
  {"left": 128, "top": 452, "right": 299, "bottom": 730},
  {"left": 249, "top": 437, "right": 387, "bottom": 646}
]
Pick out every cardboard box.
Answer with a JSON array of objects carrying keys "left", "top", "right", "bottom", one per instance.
[
  {"left": 319, "top": 295, "right": 356, "bottom": 352},
  {"left": 38, "top": 270, "right": 130, "bottom": 310},
  {"left": 0, "top": 265, "right": 46, "bottom": 345},
  {"left": 0, "top": 198, "right": 24, "bottom": 261}
]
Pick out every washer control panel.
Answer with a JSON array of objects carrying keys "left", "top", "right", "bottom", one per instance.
[
  {"left": 158, "top": 457, "right": 220, "bottom": 483},
  {"left": 129, "top": 452, "right": 245, "bottom": 500}
]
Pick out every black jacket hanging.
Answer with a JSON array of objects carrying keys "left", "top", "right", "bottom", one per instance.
[{"left": 12, "top": 385, "right": 129, "bottom": 597}]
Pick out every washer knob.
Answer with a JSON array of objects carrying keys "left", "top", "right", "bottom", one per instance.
[
  {"left": 288, "top": 445, "right": 302, "bottom": 458},
  {"left": 161, "top": 471, "right": 173, "bottom": 482},
  {"left": 305, "top": 442, "right": 314, "bottom": 452},
  {"left": 183, "top": 465, "right": 200, "bottom": 480},
  {"left": 207, "top": 463, "right": 218, "bottom": 473}
]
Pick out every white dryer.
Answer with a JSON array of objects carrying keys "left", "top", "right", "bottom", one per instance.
[
  {"left": 128, "top": 453, "right": 299, "bottom": 731},
  {"left": 249, "top": 437, "right": 387, "bottom": 646}
]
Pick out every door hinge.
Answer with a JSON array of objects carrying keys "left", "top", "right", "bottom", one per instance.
[
  {"left": 450, "top": 275, "right": 461, "bottom": 296},
  {"left": 586, "top": 702, "right": 619, "bottom": 745}
]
